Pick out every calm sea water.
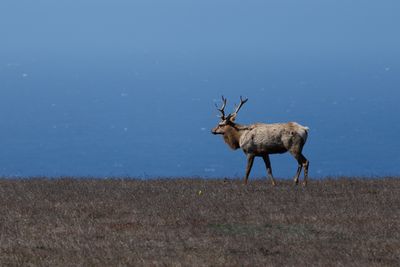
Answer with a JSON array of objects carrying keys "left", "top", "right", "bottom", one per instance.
[
  {"left": 0, "top": 58, "right": 398, "bottom": 178},
  {"left": 1, "top": 1, "right": 399, "bottom": 178}
]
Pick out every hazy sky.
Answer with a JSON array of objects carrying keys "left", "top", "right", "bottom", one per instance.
[
  {"left": 0, "top": 1, "right": 399, "bottom": 177},
  {"left": 2, "top": 1, "right": 399, "bottom": 62}
]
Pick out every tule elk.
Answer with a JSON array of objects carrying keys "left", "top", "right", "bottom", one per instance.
[{"left": 211, "top": 96, "right": 310, "bottom": 186}]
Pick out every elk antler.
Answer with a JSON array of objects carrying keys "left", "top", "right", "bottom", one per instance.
[
  {"left": 231, "top": 96, "right": 248, "bottom": 117},
  {"left": 215, "top": 95, "right": 227, "bottom": 119}
]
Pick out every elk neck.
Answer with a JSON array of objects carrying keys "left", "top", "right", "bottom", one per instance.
[{"left": 223, "top": 123, "right": 249, "bottom": 150}]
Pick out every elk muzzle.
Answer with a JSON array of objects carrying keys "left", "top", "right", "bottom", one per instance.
[{"left": 211, "top": 126, "right": 221, "bottom": 135}]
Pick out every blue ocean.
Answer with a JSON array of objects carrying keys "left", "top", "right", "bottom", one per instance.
[{"left": 1, "top": 1, "right": 399, "bottom": 178}]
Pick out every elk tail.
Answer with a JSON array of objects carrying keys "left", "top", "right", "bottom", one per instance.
[{"left": 297, "top": 126, "right": 309, "bottom": 143}]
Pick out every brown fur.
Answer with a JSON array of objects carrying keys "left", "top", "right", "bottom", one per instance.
[{"left": 222, "top": 126, "right": 242, "bottom": 150}]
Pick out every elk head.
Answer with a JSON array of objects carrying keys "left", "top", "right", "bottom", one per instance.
[{"left": 211, "top": 96, "right": 248, "bottom": 135}]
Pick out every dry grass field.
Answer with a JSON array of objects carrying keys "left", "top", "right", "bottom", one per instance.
[{"left": 0, "top": 177, "right": 399, "bottom": 266}]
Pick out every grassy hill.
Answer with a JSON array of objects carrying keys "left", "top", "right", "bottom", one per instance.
[{"left": 0, "top": 177, "right": 399, "bottom": 266}]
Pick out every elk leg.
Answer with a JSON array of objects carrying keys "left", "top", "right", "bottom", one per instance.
[
  {"left": 262, "top": 154, "right": 276, "bottom": 186},
  {"left": 244, "top": 154, "right": 255, "bottom": 185},
  {"left": 301, "top": 154, "right": 309, "bottom": 186},
  {"left": 293, "top": 153, "right": 309, "bottom": 186},
  {"left": 294, "top": 163, "right": 302, "bottom": 185},
  {"left": 290, "top": 152, "right": 303, "bottom": 185}
]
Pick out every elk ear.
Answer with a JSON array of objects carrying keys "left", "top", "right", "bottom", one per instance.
[{"left": 229, "top": 114, "right": 237, "bottom": 122}]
